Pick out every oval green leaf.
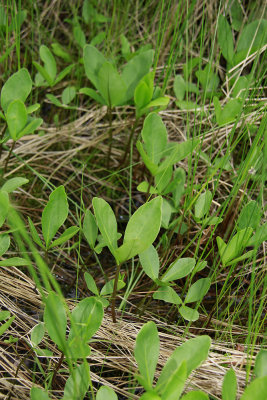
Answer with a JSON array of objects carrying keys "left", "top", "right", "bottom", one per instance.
[
  {"left": 162, "top": 258, "right": 196, "bottom": 282},
  {"left": 41, "top": 186, "right": 68, "bottom": 248},
  {"left": 134, "top": 321, "right": 159, "bottom": 388}
]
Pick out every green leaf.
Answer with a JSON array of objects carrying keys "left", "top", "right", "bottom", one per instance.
[
  {"left": 0, "top": 234, "right": 10, "bottom": 256},
  {"left": 139, "top": 244, "right": 159, "bottom": 281},
  {"left": 162, "top": 258, "right": 196, "bottom": 282},
  {"left": 122, "top": 50, "right": 154, "bottom": 102},
  {"left": 137, "top": 181, "right": 158, "bottom": 194},
  {"left": 92, "top": 197, "right": 118, "bottom": 258},
  {"left": 179, "top": 305, "right": 199, "bottom": 321},
  {"left": 96, "top": 386, "right": 118, "bottom": 400},
  {"left": 98, "top": 62, "right": 127, "bottom": 107},
  {"left": 46, "top": 93, "right": 62, "bottom": 107},
  {"left": 30, "top": 387, "right": 51, "bottom": 400},
  {"left": 41, "top": 186, "right": 68, "bottom": 248},
  {"left": 139, "top": 393, "right": 161, "bottom": 400},
  {"left": 155, "top": 166, "right": 173, "bottom": 194},
  {"left": 232, "top": 76, "right": 249, "bottom": 99},
  {"left": 49, "top": 226, "right": 79, "bottom": 248},
  {"left": 83, "top": 209, "right": 98, "bottom": 249},
  {"left": 0, "top": 190, "right": 9, "bottom": 228},
  {"left": 229, "top": 0, "right": 243, "bottom": 31},
  {"left": 6, "top": 99, "right": 28, "bottom": 140},
  {"left": 194, "top": 190, "right": 212, "bottom": 220},
  {"left": 240, "top": 376, "right": 267, "bottom": 400},
  {"left": 171, "top": 167, "right": 186, "bottom": 208},
  {"left": 238, "top": 201, "right": 261, "bottom": 230},
  {"left": 134, "top": 321, "right": 159, "bottom": 388},
  {"left": 136, "top": 141, "right": 159, "bottom": 176},
  {"left": 62, "top": 362, "right": 90, "bottom": 400},
  {"left": 0, "top": 257, "right": 30, "bottom": 266},
  {"left": 33, "top": 348, "right": 53, "bottom": 357},
  {"left": 254, "top": 350, "right": 267, "bottom": 378},
  {"left": 194, "top": 260, "right": 207, "bottom": 273},
  {"left": 157, "top": 139, "right": 199, "bottom": 173},
  {"left": 181, "top": 391, "right": 209, "bottom": 400},
  {"left": 62, "top": 86, "right": 76, "bottom": 105},
  {"left": 174, "top": 75, "right": 186, "bottom": 101},
  {"left": 226, "top": 250, "right": 254, "bottom": 266},
  {"left": 120, "top": 34, "right": 131, "bottom": 60},
  {"left": 161, "top": 198, "right": 173, "bottom": 228},
  {"left": 80, "top": 87, "right": 106, "bottom": 105},
  {"left": 33, "top": 61, "right": 53, "bottom": 86},
  {"left": 90, "top": 31, "right": 106, "bottom": 46},
  {"left": 83, "top": 44, "right": 107, "bottom": 89},
  {"left": 0, "top": 315, "right": 15, "bottom": 336},
  {"left": 153, "top": 286, "right": 182, "bottom": 305},
  {"left": 222, "top": 368, "right": 237, "bottom": 400},
  {"left": 215, "top": 98, "right": 242, "bottom": 126},
  {"left": 0, "top": 311, "right": 10, "bottom": 321},
  {"left": 134, "top": 71, "right": 154, "bottom": 109},
  {"left": 68, "top": 297, "right": 103, "bottom": 344},
  {"left": 141, "top": 113, "right": 167, "bottom": 165},
  {"left": 51, "top": 42, "right": 72, "bottom": 62},
  {"left": 236, "top": 19, "right": 267, "bottom": 55},
  {"left": 248, "top": 222, "right": 267, "bottom": 247},
  {"left": 196, "top": 64, "right": 219, "bottom": 95},
  {"left": 183, "top": 57, "right": 201, "bottom": 80},
  {"left": 28, "top": 217, "right": 44, "bottom": 248},
  {"left": 218, "top": 228, "right": 253, "bottom": 266},
  {"left": 176, "top": 100, "right": 199, "bottom": 110},
  {"left": 31, "top": 323, "right": 45, "bottom": 346},
  {"left": 16, "top": 117, "right": 43, "bottom": 139},
  {"left": 84, "top": 272, "right": 99, "bottom": 295},
  {"left": 145, "top": 96, "right": 169, "bottom": 109},
  {"left": 216, "top": 236, "right": 227, "bottom": 259},
  {"left": 218, "top": 15, "right": 234, "bottom": 64},
  {"left": 157, "top": 336, "right": 211, "bottom": 391},
  {"left": 185, "top": 278, "right": 211, "bottom": 303},
  {"left": 161, "top": 361, "right": 187, "bottom": 400},
  {"left": 73, "top": 24, "right": 86, "bottom": 48},
  {"left": 115, "top": 196, "right": 162, "bottom": 263},
  {"left": 54, "top": 64, "right": 75, "bottom": 86},
  {"left": 44, "top": 292, "right": 67, "bottom": 351},
  {"left": 1, "top": 177, "right": 29, "bottom": 193},
  {"left": 39, "top": 45, "right": 57, "bottom": 83},
  {"left": 1, "top": 68, "right": 32, "bottom": 113},
  {"left": 100, "top": 277, "right": 125, "bottom": 296}
]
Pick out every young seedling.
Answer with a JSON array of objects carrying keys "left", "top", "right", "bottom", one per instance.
[
  {"left": 120, "top": 71, "right": 170, "bottom": 166},
  {"left": 84, "top": 270, "right": 125, "bottom": 308},
  {"left": 0, "top": 69, "right": 43, "bottom": 173},
  {"left": 33, "top": 45, "right": 74, "bottom": 87},
  {"left": 46, "top": 86, "right": 77, "bottom": 110},
  {"left": 134, "top": 321, "right": 211, "bottom": 398},
  {"left": 81, "top": 44, "right": 154, "bottom": 166},
  {"left": 217, "top": 15, "right": 267, "bottom": 70},
  {"left": 139, "top": 244, "right": 211, "bottom": 321},
  {"left": 83, "top": 196, "right": 162, "bottom": 322},
  {"left": 137, "top": 112, "right": 199, "bottom": 233},
  {"left": 28, "top": 186, "right": 79, "bottom": 254},
  {"left": 194, "top": 190, "right": 222, "bottom": 227},
  {"left": 0, "top": 310, "right": 15, "bottom": 338},
  {"left": 217, "top": 200, "right": 264, "bottom": 267}
]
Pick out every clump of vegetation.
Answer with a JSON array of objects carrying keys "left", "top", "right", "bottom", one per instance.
[{"left": 0, "top": 1, "right": 266, "bottom": 399}]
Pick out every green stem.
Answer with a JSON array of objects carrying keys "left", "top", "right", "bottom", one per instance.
[
  {"left": 137, "top": 282, "right": 157, "bottom": 317},
  {"left": 51, "top": 352, "right": 64, "bottom": 389},
  {"left": 4, "top": 140, "right": 15, "bottom": 175},
  {"left": 106, "top": 107, "right": 113, "bottom": 169},
  {"left": 111, "top": 263, "right": 122, "bottom": 323},
  {"left": 120, "top": 117, "right": 139, "bottom": 167}
]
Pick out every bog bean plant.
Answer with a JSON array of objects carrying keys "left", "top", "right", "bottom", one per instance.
[{"left": 0, "top": 1, "right": 266, "bottom": 399}]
